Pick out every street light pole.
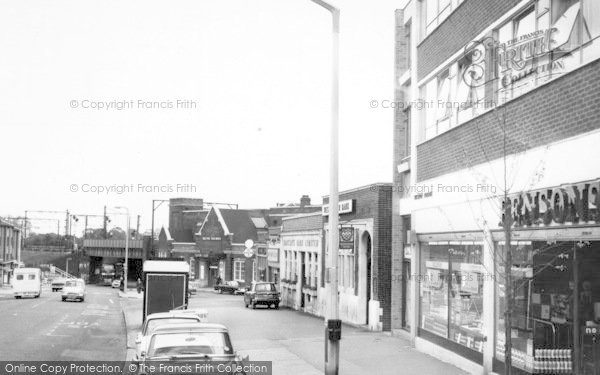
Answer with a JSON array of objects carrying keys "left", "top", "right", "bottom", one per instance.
[
  {"left": 115, "top": 207, "right": 130, "bottom": 294},
  {"left": 309, "top": 1, "right": 340, "bottom": 374}
]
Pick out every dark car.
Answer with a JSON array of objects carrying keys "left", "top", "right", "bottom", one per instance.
[{"left": 244, "top": 282, "right": 280, "bottom": 309}]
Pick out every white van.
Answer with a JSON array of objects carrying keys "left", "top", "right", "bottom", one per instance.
[{"left": 13, "top": 268, "right": 42, "bottom": 299}]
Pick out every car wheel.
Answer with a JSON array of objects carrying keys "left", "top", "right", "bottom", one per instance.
[
  {"left": 274, "top": 303, "right": 279, "bottom": 310},
  {"left": 80, "top": 298, "right": 84, "bottom": 302},
  {"left": 218, "top": 289, "right": 223, "bottom": 294},
  {"left": 14, "top": 296, "right": 20, "bottom": 299},
  {"left": 251, "top": 301, "right": 256, "bottom": 309},
  {"left": 62, "top": 297, "right": 66, "bottom": 301},
  {"left": 35, "top": 294, "right": 40, "bottom": 298}
]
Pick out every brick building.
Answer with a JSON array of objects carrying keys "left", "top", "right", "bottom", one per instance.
[
  {"left": 392, "top": 1, "right": 600, "bottom": 374},
  {"left": 322, "top": 183, "right": 393, "bottom": 331},
  {"left": 0, "top": 218, "right": 22, "bottom": 285}
]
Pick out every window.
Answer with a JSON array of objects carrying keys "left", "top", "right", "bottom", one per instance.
[
  {"left": 423, "top": 0, "right": 464, "bottom": 36},
  {"left": 404, "top": 107, "right": 411, "bottom": 157},
  {"left": 28, "top": 274, "right": 36, "bottom": 280},
  {"left": 16, "top": 274, "right": 24, "bottom": 281},
  {"left": 420, "top": 242, "right": 486, "bottom": 352},
  {"left": 406, "top": 21, "right": 412, "bottom": 67},
  {"left": 233, "top": 259, "right": 245, "bottom": 282}
]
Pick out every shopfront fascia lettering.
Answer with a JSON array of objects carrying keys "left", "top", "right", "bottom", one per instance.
[
  {"left": 322, "top": 199, "right": 354, "bottom": 215},
  {"left": 501, "top": 180, "right": 600, "bottom": 228}
]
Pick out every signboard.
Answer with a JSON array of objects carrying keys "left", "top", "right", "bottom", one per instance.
[
  {"left": 243, "top": 248, "right": 254, "bottom": 258},
  {"left": 502, "top": 179, "right": 600, "bottom": 228},
  {"left": 322, "top": 199, "right": 354, "bottom": 216},
  {"left": 339, "top": 227, "right": 355, "bottom": 251}
]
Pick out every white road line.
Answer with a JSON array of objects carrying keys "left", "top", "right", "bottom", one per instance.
[
  {"left": 32, "top": 299, "right": 50, "bottom": 308},
  {"left": 109, "top": 299, "right": 114, "bottom": 304}
]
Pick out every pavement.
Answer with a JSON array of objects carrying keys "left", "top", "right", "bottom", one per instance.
[{"left": 119, "top": 291, "right": 470, "bottom": 375}]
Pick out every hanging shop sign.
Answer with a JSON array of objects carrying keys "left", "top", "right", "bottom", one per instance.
[
  {"left": 339, "top": 226, "right": 355, "bottom": 251},
  {"left": 501, "top": 179, "right": 600, "bottom": 228},
  {"left": 322, "top": 199, "right": 354, "bottom": 216}
]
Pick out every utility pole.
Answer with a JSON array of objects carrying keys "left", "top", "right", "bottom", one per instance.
[
  {"left": 103, "top": 206, "right": 108, "bottom": 239},
  {"left": 136, "top": 215, "right": 140, "bottom": 240},
  {"left": 308, "top": 1, "right": 341, "bottom": 374}
]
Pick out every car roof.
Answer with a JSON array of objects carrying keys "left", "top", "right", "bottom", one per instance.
[
  {"left": 145, "top": 312, "right": 203, "bottom": 320},
  {"left": 151, "top": 322, "right": 228, "bottom": 334}
]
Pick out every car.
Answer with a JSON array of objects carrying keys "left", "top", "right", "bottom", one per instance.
[
  {"left": 51, "top": 278, "right": 66, "bottom": 292},
  {"left": 111, "top": 279, "right": 121, "bottom": 288},
  {"left": 214, "top": 280, "right": 246, "bottom": 295},
  {"left": 134, "top": 311, "right": 209, "bottom": 361},
  {"left": 61, "top": 278, "right": 86, "bottom": 302},
  {"left": 138, "top": 322, "right": 248, "bottom": 367},
  {"left": 244, "top": 282, "right": 280, "bottom": 309}
]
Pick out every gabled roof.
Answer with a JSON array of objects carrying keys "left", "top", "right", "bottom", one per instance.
[
  {"left": 250, "top": 217, "right": 268, "bottom": 229},
  {"left": 219, "top": 209, "right": 262, "bottom": 243}
]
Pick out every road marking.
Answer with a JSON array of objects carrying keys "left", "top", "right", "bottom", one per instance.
[
  {"left": 109, "top": 299, "right": 114, "bottom": 304},
  {"left": 32, "top": 299, "right": 50, "bottom": 308}
]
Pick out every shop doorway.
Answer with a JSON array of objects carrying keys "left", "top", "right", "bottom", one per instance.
[
  {"left": 360, "top": 231, "right": 372, "bottom": 325},
  {"left": 300, "top": 252, "right": 306, "bottom": 309}
]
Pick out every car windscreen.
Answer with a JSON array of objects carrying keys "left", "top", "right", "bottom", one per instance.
[
  {"left": 144, "top": 318, "right": 200, "bottom": 335},
  {"left": 147, "top": 331, "right": 233, "bottom": 357},
  {"left": 255, "top": 283, "right": 275, "bottom": 292}
]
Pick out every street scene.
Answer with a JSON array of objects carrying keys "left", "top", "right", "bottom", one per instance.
[{"left": 1, "top": 0, "right": 600, "bottom": 375}]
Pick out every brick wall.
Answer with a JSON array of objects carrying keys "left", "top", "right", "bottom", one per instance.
[
  {"left": 417, "top": 59, "right": 600, "bottom": 182},
  {"left": 417, "top": 0, "right": 521, "bottom": 80},
  {"left": 324, "top": 184, "right": 393, "bottom": 330},
  {"left": 392, "top": 8, "right": 410, "bottom": 330}
]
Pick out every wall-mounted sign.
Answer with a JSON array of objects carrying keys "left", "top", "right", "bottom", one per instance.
[
  {"left": 339, "top": 227, "right": 355, "bottom": 251},
  {"left": 501, "top": 179, "right": 600, "bottom": 228},
  {"left": 201, "top": 237, "right": 221, "bottom": 241},
  {"left": 323, "top": 199, "right": 354, "bottom": 216}
]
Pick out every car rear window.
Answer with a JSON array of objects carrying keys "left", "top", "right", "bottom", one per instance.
[
  {"left": 28, "top": 274, "right": 36, "bottom": 280},
  {"left": 144, "top": 317, "right": 200, "bottom": 335},
  {"left": 255, "top": 283, "right": 276, "bottom": 292},
  {"left": 148, "top": 332, "right": 233, "bottom": 357},
  {"left": 16, "top": 275, "right": 24, "bottom": 280}
]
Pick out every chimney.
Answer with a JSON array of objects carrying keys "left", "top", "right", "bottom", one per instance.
[{"left": 300, "top": 195, "right": 311, "bottom": 207}]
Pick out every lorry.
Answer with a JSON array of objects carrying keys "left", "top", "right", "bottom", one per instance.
[
  {"left": 13, "top": 268, "right": 42, "bottom": 299},
  {"left": 142, "top": 260, "right": 190, "bottom": 321}
]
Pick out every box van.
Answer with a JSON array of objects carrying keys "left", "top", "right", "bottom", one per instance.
[{"left": 13, "top": 268, "right": 42, "bottom": 299}]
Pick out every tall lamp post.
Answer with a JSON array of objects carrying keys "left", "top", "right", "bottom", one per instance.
[
  {"left": 309, "top": 1, "right": 340, "bottom": 374},
  {"left": 115, "top": 207, "right": 130, "bottom": 294}
]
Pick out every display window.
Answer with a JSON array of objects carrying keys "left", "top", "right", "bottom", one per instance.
[
  {"left": 420, "top": 242, "right": 486, "bottom": 353},
  {"left": 495, "top": 240, "right": 600, "bottom": 374}
]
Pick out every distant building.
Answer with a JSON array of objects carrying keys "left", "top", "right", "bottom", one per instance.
[{"left": 0, "top": 218, "right": 22, "bottom": 284}]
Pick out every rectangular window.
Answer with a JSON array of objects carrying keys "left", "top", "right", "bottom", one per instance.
[
  {"left": 420, "top": 242, "right": 486, "bottom": 352},
  {"left": 233, "top": 259, "right": 245, "bottom": 282},
  {"left": 406, "top": 21, "right": 412, "bottom": 67}
]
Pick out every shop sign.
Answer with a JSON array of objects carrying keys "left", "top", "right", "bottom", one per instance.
[
  {"left": 257, "top": 247, "right": 267, "bottom": 256},
  {"left": 201, "top": 236, "right": 221, "bottom": 241},
  {"left": 501, "top": 179, "right": 600, "bottom": 228},
  {"left": 322, "top": 199, "right": 354, "bottom": 216},
  {"left": 339, "top": 226, "right": 355, "bottom": 251},
  {"left": 404, "top": 245, "right": 412, "bottom": 259}
]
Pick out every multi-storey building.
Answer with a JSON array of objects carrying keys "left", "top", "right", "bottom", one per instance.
[
  {"left": 392, "top": 1, "right": 600, "bottom": 374},
  {"left": 0, "top": 218, "right": 22, "bottom": 284}
]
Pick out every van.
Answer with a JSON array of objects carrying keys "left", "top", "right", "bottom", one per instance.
[{"left": 13, "top": 268, "right": 42, "bottom": 299}]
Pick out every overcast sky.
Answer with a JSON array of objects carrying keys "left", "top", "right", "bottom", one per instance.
[{"left": 0, "top": 0, "right": 402, "bottom": 234}]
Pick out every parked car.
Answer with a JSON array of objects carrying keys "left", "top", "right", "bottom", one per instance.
[
  {"left": 244, "top": 282, "right": 280, "bottom": 309},
  {"left": 138, "top": 322, "right": 248, "bottom": 368},
  {"left": 214, "top": 280, "right": 246, "bottom": 295},
  {"left": 111, "top": 279, "right": 121, "bottom": 288},
  {"left": 51, "top": 278, "right": 67, "bottom": 292},
  {"left": 134, "top": 310, "right": 208, "bottom": 361},
  {"left": 61, "top": 278, "right": 86, "bottom": 302}
]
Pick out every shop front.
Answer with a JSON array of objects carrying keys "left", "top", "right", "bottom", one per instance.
[{"left": 412, "top": 178, "right": 600, "bottom": 375}]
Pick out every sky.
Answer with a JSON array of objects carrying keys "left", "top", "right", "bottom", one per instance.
[{"left": 0, "top": 0, "right": 403, "bottom": 234}]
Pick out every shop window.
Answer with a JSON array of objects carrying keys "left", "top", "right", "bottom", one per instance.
[{"left": 420, "top": 242, "right": 485, "bottom": 352}]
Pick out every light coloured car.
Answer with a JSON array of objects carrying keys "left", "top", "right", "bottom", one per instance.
[
  {"left": 134, "top": 310, "right": 209, "bottom": 361},
  {"left": 139, "top": 322, "right": 248, "bottom": 365},
  {"left": 61, "top": 278, "right": 86, "bottom": 302}
]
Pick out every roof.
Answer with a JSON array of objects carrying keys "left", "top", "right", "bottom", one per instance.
[
  {"left": 143, "top": 260, "right": 190, "bottom": 273},
  {"left": 250, "top": 217, "right": 268, "bottom": 229},
  {"left": 151, "top": 322, "right": 228, "bottom": 333},
  {"left": 218, "top": 208, "right": 261, "bottom": 243},
  {"left": 160, "top": 226, "right": 173, "bottom": 241}
]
